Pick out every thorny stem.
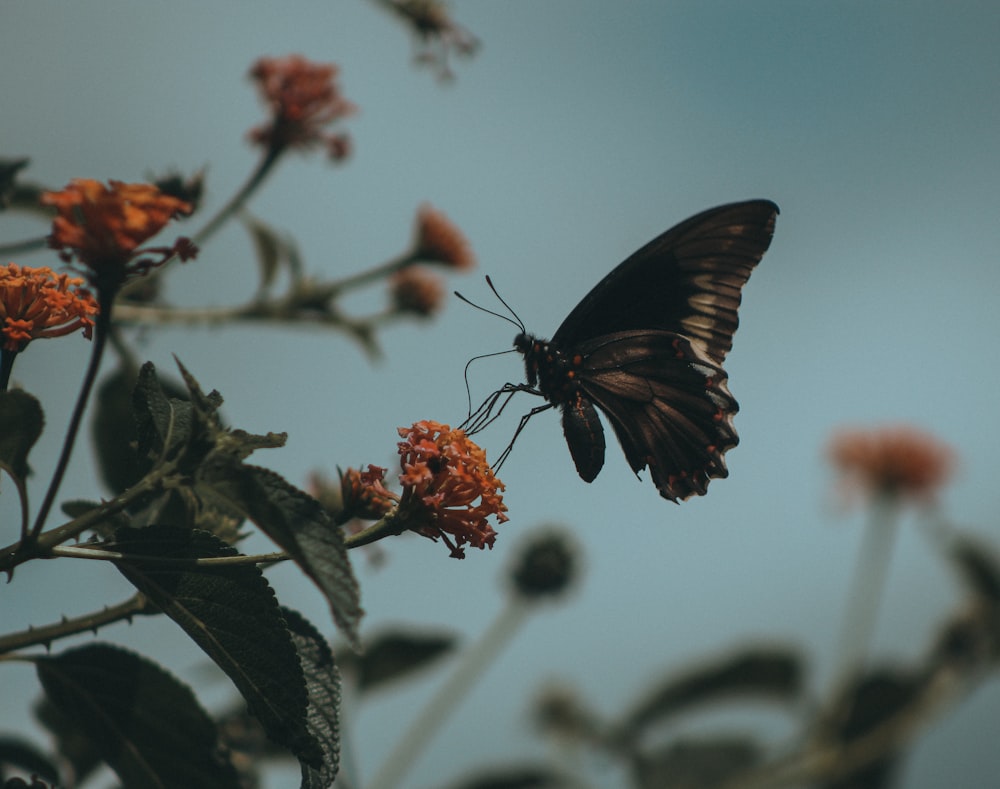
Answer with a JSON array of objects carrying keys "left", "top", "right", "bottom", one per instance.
[
  {"left": 51, "top": 544, "right": 289, "bottom": 568},
  {"left": 0, "top": 594, "right": 150, "bottom": 656},
  {"left": 27, "top": 291, "right": 115, "bottom": 541},
  {"left": 0, "top": 462, "right": 169, "bottom": 574},
  {"left": 365, "top": 599, "right": 531, "bottom": 789}
]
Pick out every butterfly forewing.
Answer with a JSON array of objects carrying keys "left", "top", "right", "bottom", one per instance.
[{"left": 551, "top": 200, "right": 778, "bottom": 364}]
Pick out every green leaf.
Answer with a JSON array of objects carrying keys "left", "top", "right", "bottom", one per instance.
[
  {"left": 0, "top": 389, "right": 43, "bottom": 482},
  {"left": 340, "top": 628, "right": 458, "bottom": 693},
  {"left": 633, "top": 737, "right": 760, "bottom": 789},
  {"left": 950, "top": 536, "right": 1000, "bottom": 606},
  {"left": 242, "top": 214, "right": 302, "bottom": 292},
  {"left": 110, "top": 525, "right": 322, "bottom": 766},
  {"left": 197, "top": 459, "right": 363, "bottom": 650},
  {"left": 60, "top": 499, "right": 131, "bottom": 539},
  {"left": 35, "top": 643, "right": 240, "bottom": 789},
  {"left": 0, "top": 735, "right": 60, "bottom": 784},
  {"left": 282, "top": 607, "right": 341, "bottom": 788},
  {"left": 618, "top": 647, "right": 803, "bottom": 739},
  {"left": 132, "top": 361, "right": 194, "bottom": 467}
]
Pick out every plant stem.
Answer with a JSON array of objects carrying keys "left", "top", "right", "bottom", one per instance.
[
  {"left": 27, "top": 292, "right": 114, "bottom": 541},
  {"left": 0, "top": 593, "right": 150, "bottom": 656},
  {"left": 191, "top": 145, "right": 284, "bottom": 248},
  {"left": 365, "top": 599, "right": 530, "bottom": 789},
  {"left": 831, "top": 494, "right": 900, "bottom": 691}
]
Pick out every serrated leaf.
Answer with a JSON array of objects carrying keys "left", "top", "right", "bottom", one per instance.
[
  {"left": 0, "top": 736, "right": 60, "bottom": 783},
  {"left": 35, "top": 643, "right": 240, "bottom": 789},
  {"left": 132, "top": 361, "right": 194, "bottom": 465},
  {"left": 282, "top": 607, "right": 341, "bottom": 788},
  {"left": 0, "top": 389, "right": 43, "bottom": 482},
  {"left": 340, "top": 628, "right": 458, "bottom": 693},
  {"left": 197, "top": 459, "right": 363, "bottom": 650},
  {"left": 618, "top": 647, "right": 803, "bottom": 738},
  {"left": 110, "top": 525, "right": 322, "bottom": 766}
]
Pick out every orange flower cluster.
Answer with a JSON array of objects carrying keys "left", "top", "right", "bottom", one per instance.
[
  {"left": 248, "top": 55, "right": 355, "bottom": 157},
  {"left": 391, "top": 268, "right": 445, "bottom": 317},
  {"left": 396, "top": 419, "right": 507, "bottom": 558},
  {"left": 0, "top": 264, "right": 98, "bottom": 352},
  {"left": 829, "top": 425, "right": 954, "bottom": 506},
  {"left": 42, "top": 179, "right": 194, "bottom": 291},
  {"left": 339, "top": 464, "right": 398, "bottom": 521},
  {"left": 412, "top": 203, "right": 475, "bottom": 269}
]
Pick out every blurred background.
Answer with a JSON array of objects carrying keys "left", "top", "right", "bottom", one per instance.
[{"left": 1, "top": 2, "right": 998, "bottom": 787}]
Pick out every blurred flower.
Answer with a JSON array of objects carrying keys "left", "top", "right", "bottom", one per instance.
[
  {"left": 391, "top": 267, "right": 445, "bottom": 317},
  {"left": 508, "top": 529, "right": 579, "bottom": 601},
  {"left": 396, "top": 419, "right": 507, "bottom": 558},
  {"left": 379, "top": 0, "right": 480, "bottom": 80},
  {"left": 339, "top": 465, "right": 399, "bottom": 521},
  {"left": 248, "top": 55, "right": 355, "bottom": 156},
  {"left": 41, "top": 179, "right": 195, "bottom": 293},
  {"left": 0, "top": 263, "right": 98, "bottom": 352},
  {"left": 412, "top": 203, "right": 475, "bottom": 269},
  {"left": 829, "top": 425, "right": 954, "bottom": 506}
]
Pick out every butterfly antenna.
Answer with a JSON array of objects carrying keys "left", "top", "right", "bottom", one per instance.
[
  {"left": 484, "top": 275, "right": 526, "bottom": 334},
  {"left": 454, "top": 287, "right": 523, "bottom": 332}
]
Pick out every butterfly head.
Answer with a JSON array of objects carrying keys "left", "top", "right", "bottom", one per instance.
[{"left": 513, "top": 332, "right": 540, "bottom": 388}]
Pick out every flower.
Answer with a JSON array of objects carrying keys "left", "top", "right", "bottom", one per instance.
[
  {"left": 412, "top": 204, "right": 475, "bottom": 269},
  {"left": 0, "top": 264, "right": 99, "bottom": 352},
  {"left": 41, "top": 179, "right": 195, "bottom": 292},
  {"left": 380, "top": 0, "right": 480, "bottom": 80},
  {"left": 390, "top": 267, "right": 445, "bottom": 317},
  {"left": 396, "top": 419, "right": 507, "bottom": 558},
  {"left": 828, "top": 425, "right": 954, "bottom": 506},
  {"left": 339, "top": 465, "right": 398, "bottom": 521},
  {"left": 247, "top": 55, "right": 355, "bottom": 155}
]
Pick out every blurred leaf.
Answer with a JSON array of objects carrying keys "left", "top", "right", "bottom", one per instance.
[
  {"left": 35, "top": 643, "right": 240, "bottom": 789},
  {"left": 443, "top": 765, "right": 577, "bottom": 789},
  {"left": 618, "top": 646, "right": 803, "bottom": 739},
  {"left": 632, "top": 737, "right": 760, "bottom": 789},
  {"left": 34, "top": 696, "right": 104, "bottom": 785},
  {"left": 60, "top": 499, "right": 131, "bottom": 539},
  {"left": 819, "top": 667, "right": 923, "bottom": 789},
  {"left": 197, "top": 459, "right": 363, "bottom": 651},
  {"left": 0, "top": 389, "right": 43, "bottom": 482},
  {"left": 0, "top": 736, "right": 60, "bottom": 784},
  {"left": 340, "top": 628, "right": 458, "bottom": 693},
  {"left": 242, "top": 214, "right": 301, "bottom": 292},
  {"left": 950, "top": 536, "right": 1000, "bottom": 606},
  {"left": 92, "top": 367, "right": 145, "bottom": 493},
  {"left": 282, "top": 607, "right": 341, "bottom": 788},
  {"left": 0, "top": 158, "right": 29, "bottom": 209},
  {"left": 110, "top": 525, "right": 322, "bottom": 768}
]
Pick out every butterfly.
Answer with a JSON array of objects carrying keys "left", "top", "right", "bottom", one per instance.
[{"left": 466, "top": 200, "right": 779, "bottom": 502}]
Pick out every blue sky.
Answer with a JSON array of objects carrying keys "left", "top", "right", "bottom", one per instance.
[{"left": 2, "top": 2, "right": 999, "bottom": 787}]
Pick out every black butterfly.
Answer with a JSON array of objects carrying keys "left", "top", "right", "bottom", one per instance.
[{"left": 466, "top": 200, "right": 779, "bottom": 502}]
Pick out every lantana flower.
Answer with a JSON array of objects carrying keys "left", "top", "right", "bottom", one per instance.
[
  {"left": 828, "top": 425, "right": 954, "bottom": 507},
  {"left": 0, "top": 264, "right": 98, "bottom": 352},
  {"left": 411, "top": 203, "right": 475, "bottom": 269},
  {"left": 350, "top": 420, "right": 507, "bottom": 558},
  {"left": 248, "top": 55, "right": 355, "bottom": 157},
  {"left": 390, "top": 267, "right": 445, "bottom": 317},
  {"left": 41, "top": 179, "right": 195, "bottom": 293}
]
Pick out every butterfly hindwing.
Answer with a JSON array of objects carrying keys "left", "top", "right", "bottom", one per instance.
[{"left": 571, "top": 331, "right": 738, "bottom": 501}]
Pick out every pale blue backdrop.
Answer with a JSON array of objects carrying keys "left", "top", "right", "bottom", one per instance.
[{"left": 2, "top": 3, "right": 998, "bottom": 787}]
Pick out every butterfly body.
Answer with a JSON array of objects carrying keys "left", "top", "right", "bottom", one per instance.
[{"left": 511, "top": 199, "right": 779, "bottom": 502}]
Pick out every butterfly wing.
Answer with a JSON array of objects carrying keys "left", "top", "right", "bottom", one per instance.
[
  {"left": 551, "top": 200, "right": 778, "bottom": 364},
  {"left": 572, "top": 330, "right": 739, "bottom": 501}
]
